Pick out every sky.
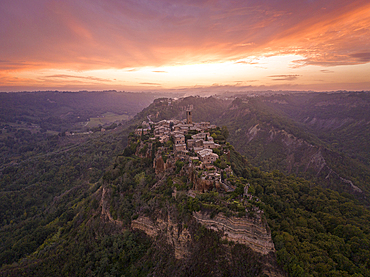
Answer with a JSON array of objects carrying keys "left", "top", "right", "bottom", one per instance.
[{"left": 1, "top": 0, "right": 370, "bottom": 92}]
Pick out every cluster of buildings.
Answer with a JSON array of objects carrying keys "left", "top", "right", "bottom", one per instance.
[
  {"left": 135, "top": 107, "right": 221, "bottom": 165},
  {"left": 134, "top": 120, "right": 151, "bottom": 136},
  {"left": 133, "top": 106, "right": 235, "bottom": 193}
]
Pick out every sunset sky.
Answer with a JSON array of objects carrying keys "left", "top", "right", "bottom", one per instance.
[{"left": 1, "top": 0, "right": 370, "bottom": 92}]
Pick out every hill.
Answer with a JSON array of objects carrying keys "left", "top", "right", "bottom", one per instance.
[
  {"left": 133, "top": 93, "right": 370, "bottom": 203},
  {"left": 1, "top": 93, "right": 370, "bottom": 276},
  {"left": 217, "top": 92, "right": 370, "bottom": 202},
  {"left": 0, "top": 91, "right": 161, "bottom": 132}
]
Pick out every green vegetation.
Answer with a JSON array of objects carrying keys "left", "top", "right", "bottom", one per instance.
[
  {"left": 225, "top": 146, "right": 370, "bottom": 276},
  {"left": 0, "top": 91, "right": 157, "bottom": 133},
  {"left": 2, "top": 92, "right": 370, "bottom": 276},
  {"left": 86, "top": 112, "right": 130, "bottom": 128},
  {"left": 0, "top": 128, "right": 131, "bottom": 266},
  {"left": 208, "top": 93, "right": 370, "bottom": 203},
  {"left": 249, "top": 169, "right": 370, "bottom": 276},
  {"left": 209, "top": 126, "right": 229, "bottom": 143}
]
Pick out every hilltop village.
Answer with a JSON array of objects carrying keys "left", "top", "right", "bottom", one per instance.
[
  {"left": 133, "top": 106, "right": 238, "bottom": 193},
  {"left": 130, "top": 107, "right": 276, "bottom": 258}
]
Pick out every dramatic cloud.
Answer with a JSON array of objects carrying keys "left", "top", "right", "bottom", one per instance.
[
  {"left": 0, "top": 0, "right": 369, "bottom": 91},
  {"left": 350, "top": 52, "right": 370, "bottom": 63}
]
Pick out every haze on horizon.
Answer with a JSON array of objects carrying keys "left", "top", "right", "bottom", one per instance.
[{"left": 1, "top": 0, "right": 370, "bottom": 92}]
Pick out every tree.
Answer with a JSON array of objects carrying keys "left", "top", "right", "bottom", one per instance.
[{"left": 221, "top": 126, "right": 229, "bottom": 140}]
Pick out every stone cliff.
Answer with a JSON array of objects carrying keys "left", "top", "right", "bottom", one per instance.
[
  {"left": 244, "top": 125, "right": 362, "bottom": 194},
  {"left": 193, "top": 211, "right": 275, "bottom": 255},
  {"left": 131, "top": 215, "right": 191, "bottom": 259},
  {"left": 132, "top": 210, "right": 275, "bottom": 258}
]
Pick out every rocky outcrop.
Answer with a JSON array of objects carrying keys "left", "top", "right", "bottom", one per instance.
[
  {"left": 131, "top": 216, "right": 159, "bottom": 237},
  {"left": 153, "top": 153, "right": 176, "bottom": 175},
  {"left": 132, "top": 210, "right": 275, "bottom": 258},
  {"left": 193, "top": 211, "right": 275, "bottom": 255},
  {"left": 305, "top": 117, "right": 354, "bottom": 131},
  {"left": 131, "top": 215, "right": 191, "bottom": 259},
  {"left": 135, "top": 141, "right": 153, "bottom": 159},
  {"left": 248, "top": 125, "right": 363, "bottom": 195},
  {"left": 154, "top": 156, "right": 165, "bottom": 173},
  {"left": 193, "top": 176, "right": 216, "bottom": 192},
  {"left": 85, "top": 186, "right": 124, "bottom": 229},
  {"left": 246, "top": 124, "right": 260, "bottom": 143}
]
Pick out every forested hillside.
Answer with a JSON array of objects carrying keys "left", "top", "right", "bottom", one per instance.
[
  {"left": 217, "top": 93, "right": 370, "bottom": 202},
  {"left": 0, "top": 91, "right": 173, "bottom": 136},
  {"left": 1, "top": 92, "right": 370, "bottom": 276},
  {"left": 0, "top": 91, "right": 170, "bottom": 177},
  {"left": 0, "top": 91, "right": 153, "bottom": 270}
]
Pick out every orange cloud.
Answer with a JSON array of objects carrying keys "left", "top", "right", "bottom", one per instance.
[
  {"left": 140, "top": 82, "right": 161, "bottom": 86},
  {"left": 1, "top": 1, "right": 369, "bottom": 70},
  {"left": 269, "top": 75, "right": 301, "bottom": 81},
  {"left": 44, "top": 74, "right": 112, "bottom": 82},
  {"left": 266, "top": 1, "right": 370, "bottom": 66},
  {"left": 1, "top": 0, "right": 370, "bottom": 91}
]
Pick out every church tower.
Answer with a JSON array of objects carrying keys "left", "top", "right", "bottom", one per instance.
[{"left": 186, "top": 105, "right": 193, "bottom": 124}]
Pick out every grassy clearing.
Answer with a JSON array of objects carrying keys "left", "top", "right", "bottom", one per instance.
[{"left": 86, "top": 112, "right": 130, "bottom": 128}]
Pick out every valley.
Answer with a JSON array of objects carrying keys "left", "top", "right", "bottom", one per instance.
[{"left": 0, "top": 91, "right": 370, "bottom": 276}]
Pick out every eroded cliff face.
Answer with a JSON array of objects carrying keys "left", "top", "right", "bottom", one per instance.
[
  {"left": 244, "top": 125, "right": 362, "bottom": 194},
  {"left": 132, "top": 209, "right": 275, "bottom": 259},
  {"left": 193, "top": 211, "right": 275, "bottom": 255},
  {"left": 131, "top": 215, "right": 191, "bottom": 259},
  {"left": 89, "top": 186, "right": 124, "bottom": 227},
  {"left": 305, "top": 117, "right": 355, "bottom": 131}
]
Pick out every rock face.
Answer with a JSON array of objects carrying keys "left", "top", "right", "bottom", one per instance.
[
  {"left": 97, "top": 187, "right": 123, "bottom": 226},
  {"left": 132, "top": 211, "right": 275, "bottom": 259},
  {"left": 193, "top": 176, "right": 216, "bottom": 192},
  {"left": 131, "top": 215, "right": 191, "bottom": 259},
  {"left": 242, "top": 125, "right": 363, "bottom": 195},
  {"left": 193, "top": 211, "right": 275, "bottom": 255},
  {"left": 154, "top": 156, "right": 165, "bottom": 173},
  {"left": 153, "top": 154, "right": 176, "bottom": 175},
  {"left": 131, "top": 216, "right": 159, "bottom": 237}
]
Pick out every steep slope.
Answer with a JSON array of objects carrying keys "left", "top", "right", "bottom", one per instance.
[
  {"left": 0, "top": 126, "right": 132, "bottom": 268},
  {"left": 261, "top": 91, "right": 370, "bottom": 167},
  {"left": 216, "top": 98, "right": 367, "bottom": 199},
  {"left": 0, "top": 144, "right": 284, "bottom": 276}
]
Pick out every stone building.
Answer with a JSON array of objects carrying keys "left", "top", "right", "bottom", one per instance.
[
  {"left": 198, "top": 149, "right": 219, "bottom": 164},
  {"left": 174, "top": 134, "right": 185, "bottom": 145},
  {"left": 135, "top": 128, "right": 149, "bottom": 136}
]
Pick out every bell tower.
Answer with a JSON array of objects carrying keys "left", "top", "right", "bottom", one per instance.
[{"left": 186, "top": 105, "right": 193, "bottom": 124}]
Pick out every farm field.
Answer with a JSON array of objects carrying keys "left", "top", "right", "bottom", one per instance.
[{"left": 85, "top": 112, "right": 131, "bottom": 128}]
